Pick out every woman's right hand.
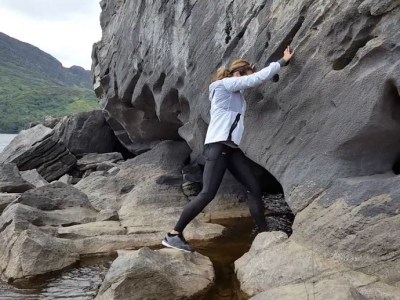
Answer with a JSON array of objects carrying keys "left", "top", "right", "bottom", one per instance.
[{"left": 283, "top": 46, "right": 294, "bottom": 63}]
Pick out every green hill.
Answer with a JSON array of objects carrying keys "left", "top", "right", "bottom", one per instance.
[{"left": 0, "top": 32, "right": 99, "bottom": 133}]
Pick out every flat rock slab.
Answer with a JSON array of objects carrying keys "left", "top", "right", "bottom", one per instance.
[
  {"left": 15, "top": 182, "right": 94, "bottom": 211},
  {"left": 76, "top": 152, "right": 123, "bottom": 171},
  {"left": 95, "top": 247, "right": 215, "bottom": 300},
  {"left": 0, "top": 204, "right": 98, "bottom": 233},
  {"left": 58, "top": 221, "right": 126, "bottom": 238}
]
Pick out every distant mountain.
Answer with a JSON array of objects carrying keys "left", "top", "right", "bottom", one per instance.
[{"left": 0, "top": 32, "right": 99, "bottom": 133}]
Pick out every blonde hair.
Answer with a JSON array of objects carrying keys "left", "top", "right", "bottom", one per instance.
[{"left": 212, "top": 59, "right": 251, "bottom": 82}]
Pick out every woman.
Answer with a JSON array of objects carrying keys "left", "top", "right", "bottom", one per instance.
[{"left": 162, "top": 46, "right": 295, "bottom": 252}]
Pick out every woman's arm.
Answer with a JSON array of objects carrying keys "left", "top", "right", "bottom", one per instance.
[
  {"left": 222, "top": 46, "right": 294, "bottom": 93},
  {"left": 222, "top": 61, "right": 282, "bottom": 92}
]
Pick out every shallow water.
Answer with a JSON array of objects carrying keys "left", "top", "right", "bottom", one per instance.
[
  {"left": 196, "top": 217, "right": 255, "bottom": 300},
  {"left": 0, "top": 256, "right": 114, "bottom": 300}
]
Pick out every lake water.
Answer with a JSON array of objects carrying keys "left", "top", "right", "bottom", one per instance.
[{"left": 0, "top": 133, "right": 17, "bottom": 153}]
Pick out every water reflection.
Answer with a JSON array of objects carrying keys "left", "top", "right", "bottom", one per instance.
[
  {"left": 194, "top": 217, "right": 255, "bottom": 300},
  {"left": 0, "top": 256, "right": 113, "bottom": 300}
]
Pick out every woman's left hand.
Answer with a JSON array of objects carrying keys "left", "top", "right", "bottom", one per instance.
[{"left": 283, "top": 46, "right": 294, "bottom": 63}]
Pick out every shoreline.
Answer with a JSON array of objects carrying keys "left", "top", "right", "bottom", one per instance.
[{"left": 0, "top": 133, "right": 18, "bottom": 153}]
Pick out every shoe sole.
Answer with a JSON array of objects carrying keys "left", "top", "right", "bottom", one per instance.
[{"left": 161, "top": 240, "right": 194, "bottom": 253}]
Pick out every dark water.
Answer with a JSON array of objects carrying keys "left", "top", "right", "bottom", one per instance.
[
  {"left": 196, "top": 218, "right": 255, "bottom": 300},
  {"left": 0, "top": 256, "right": 114, "bottom": 300}
]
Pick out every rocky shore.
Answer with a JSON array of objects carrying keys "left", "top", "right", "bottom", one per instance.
[
  {"left": 1, "top": 0, "right": 400, "bottom": 298},
  {"left": 0, "top": 110, "right": 294, "bottom": 299}
]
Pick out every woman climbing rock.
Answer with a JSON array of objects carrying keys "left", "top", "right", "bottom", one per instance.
[{"left": 162, "top": 46, "right": 295, "bottom": 252}]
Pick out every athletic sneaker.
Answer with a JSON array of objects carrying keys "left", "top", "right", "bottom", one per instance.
[{"left": 162, "top": 233, "right": 195, "bottom": 252}]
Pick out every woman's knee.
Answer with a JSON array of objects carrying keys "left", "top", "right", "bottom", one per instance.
[
  {"left": 246, "top": 188, "right": 262, "bottom": 200},
  {"left": 197, "top": 190, "right": 217, "bottom": 202}
]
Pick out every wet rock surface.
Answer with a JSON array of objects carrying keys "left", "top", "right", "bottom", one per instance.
[{"left": 263, "top": 194, "right": 294, "bottom": 235}]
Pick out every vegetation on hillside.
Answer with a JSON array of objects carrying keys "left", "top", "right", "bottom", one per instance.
[
  {"left": 0, "top": 32, "right": 99, "bottom": 133},
  {"left": 0, "top": 66, "right": 99, "bottom": 132}
]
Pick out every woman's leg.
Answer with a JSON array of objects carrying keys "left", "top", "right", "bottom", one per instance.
[
  {"left": 227, "top": 149, "right": 268, "bottom": 231},
  {"left": 173, "top": 143, "right": 229, "bottom": 232}
]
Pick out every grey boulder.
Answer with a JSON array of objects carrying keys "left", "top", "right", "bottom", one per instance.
[
  {"left": 0, "top": 163, "right": 33, "bottom": 193},
  {"left": 15, "top": 182, "right": 94, "bottom": 211},
  {"left": 0, "top": 125, "right": 76, "bottom": 181},
  {"left": 235, "top": 232, "right": 400, "bottom": 299},
  {"left": 2, "top": 227, "right": 79, "bottom": 281},
  {"left": 0, "top": 183, "right": 99, "bottom": 281},
  {"left": 54, "top": 110, "right": 121, "bottom": 155},
  {"left": 95, "top": 248, "right": 215, "bottom": 300},
  {"left": 20, "top": 169, "right": 48, "bottom": 188}
]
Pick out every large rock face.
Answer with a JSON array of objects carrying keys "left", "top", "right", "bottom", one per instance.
[
  {"left": 92, "top": 0, "right": 400, "bottom": 297},
  {"left": 93, "top": 0, "right": 400, "bottom": 190}
]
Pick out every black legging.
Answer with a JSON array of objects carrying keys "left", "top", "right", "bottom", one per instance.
[{"left": 174, "top": 142, "right": 268, "bottom": 232}]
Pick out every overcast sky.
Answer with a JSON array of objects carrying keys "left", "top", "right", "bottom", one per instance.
[{"left": 0, "top": 0, "right": 102, "bottom": 69}]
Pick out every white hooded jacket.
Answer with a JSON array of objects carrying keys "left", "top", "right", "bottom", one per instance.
[{"left": 204, "top": 61, "right": 282, "bottom": 146}]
